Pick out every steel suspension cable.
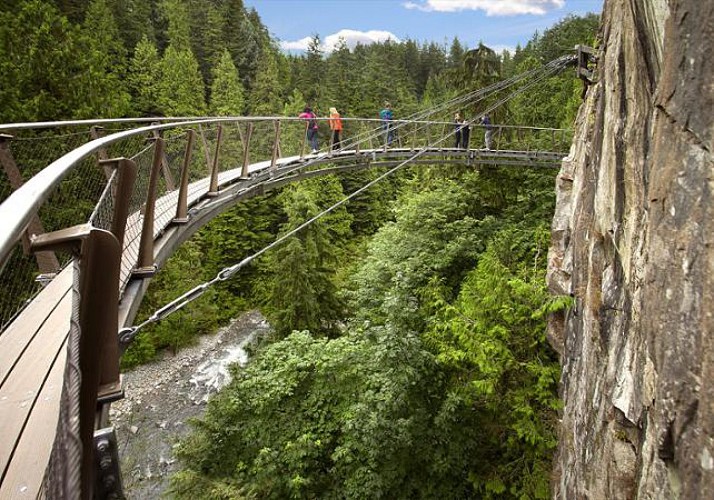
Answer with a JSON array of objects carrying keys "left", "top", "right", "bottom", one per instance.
[{"left": 119, "top": 55, "right": 576, "bottom": 345}]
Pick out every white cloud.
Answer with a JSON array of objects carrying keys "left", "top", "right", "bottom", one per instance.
[
  {"left": 489, "top": 44, "right": 518, "bottom": 54},
  {"left": 403, "top": 0, "right": 565, "bottom": 16},
  {"left": 280, "top": 36, "right": 314, "bottom": 52},
  {"left": 280, "top": 29, "right": 401, "bottom": 53}
]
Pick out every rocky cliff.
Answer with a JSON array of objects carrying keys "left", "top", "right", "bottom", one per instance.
[{"left": 547, "top": 0, "right": 713, "bottom": 497}]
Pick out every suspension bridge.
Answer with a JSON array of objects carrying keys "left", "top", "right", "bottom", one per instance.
[{"left": 0, "top": 54, "right": 581, "bottom": 498}]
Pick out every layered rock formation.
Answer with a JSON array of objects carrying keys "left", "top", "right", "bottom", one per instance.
[{"left": 547, "top": 0, "right": 712, "bottom": 497}]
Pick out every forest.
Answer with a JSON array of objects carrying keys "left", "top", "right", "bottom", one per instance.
[{"left": 1, "top": 1, "right": 599, "bottom": 498}]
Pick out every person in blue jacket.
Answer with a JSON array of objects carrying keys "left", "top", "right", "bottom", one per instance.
[{"left": 380, "top": 101, "right": 394, "bottom": 146}]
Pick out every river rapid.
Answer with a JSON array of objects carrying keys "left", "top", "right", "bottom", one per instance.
[{"left": 111, "top": 310, "right": 270, "bottom": 498}]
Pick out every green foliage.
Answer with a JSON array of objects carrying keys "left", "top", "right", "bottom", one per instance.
[
  {"left": 248, "top": 45, "right": 282, "bottom": 115},
  {"left": 76, "top": 0, "right": 132, "bottom": 117},
  {"left": 171, "top": 327, "right": 442, "bottom": 500},
  {"left": 261, "top": 176, "right": 353, "bottom": 338},
  {"left": 210, "top": 49, "right": 245, "bottom": 115},
  {"left": 0, "top": 0, "right": 124, "bottom": 121},
  {"left": 157, "top": 44, "right": 207, "bottom": 115},
  {"left": 122, "top": 240, "right": 220, "bottom": 368},
  {"left": 128, "top": 36, "right": 162, "bottom": 116},
  {"left": 425, "top": 230, "right": 560, "bottom": 498}
]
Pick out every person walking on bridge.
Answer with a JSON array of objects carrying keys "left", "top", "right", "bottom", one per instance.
[
  {"left": 461, "top": 116, "right": 470, "bottom": 149},
  {"left": 299, "top": 106, "right": 319, "bottom": 153},
  {"left": 454, "top": 112, "right": 463, "bottom": 148},
  {"left": 380, "top": 101, "right": 394, "bottom": 146},
  {"left": 480, "top": 113, "right": 493, "bottom": 150},
  {"left": 329, "top": 107, "right": 343, "bottom": 150}
]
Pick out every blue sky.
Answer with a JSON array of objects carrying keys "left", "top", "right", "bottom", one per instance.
[{"left": 243, "top": 0, "right": 603, "bottom": 54}]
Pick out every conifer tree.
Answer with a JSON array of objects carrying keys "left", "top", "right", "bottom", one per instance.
[
  {"left": 156, "top": 0, "right": 206, "bottom": 116},
  {"left": 76, "top": 0, "right": 132, "bottom": 117},
  {"left": 158, "top": 45, "right": 206, "bottom": 116},
  {"left": 0, "top": 0, "right": 86, "bottom": 121},
  {"left": 263, "top": 177, "right": 351, "bottom": 338},
  {"left": 247, "top": 46, "right": 282, "bottom": 115},
  {"left": 210, "top": 49, "right": 245, "bottom": 116},
  {"left": 128, "top": 36, "right": 162, "bottom": 116}
]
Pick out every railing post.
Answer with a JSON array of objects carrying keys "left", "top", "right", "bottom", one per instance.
[
  {"left": 133, "top": 137, "right": 164, "bottom": 276},
  {"left": 270, "top": 120, "right": 281, "bottom": 173},
  {"left": 207, "top": 124, "right": 223, "bottom": 196},
  {"left": 31, "top": 224, "right": 123, "bottom": 500},
  {"left": 151, "top": 128, "right": 176, "bottom": 191},
  {"left": 174, "top": 129, "right": 195, "bottom": 223},
  {"left": 97, "top": 157, "right": 138, "bottom": 252},
  {"left": 89, "top": 126, "right": 113, "bottom": 180},
  {"left": 240, "top": 122, "right": 253, "bottom": 179},
  {"left": 0, "top": 133, "right": 60, "bottom": 274}
]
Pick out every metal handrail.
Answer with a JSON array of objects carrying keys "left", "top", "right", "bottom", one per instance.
[{"left": 0, "top": 115, "right": 571, "bottom": 267}]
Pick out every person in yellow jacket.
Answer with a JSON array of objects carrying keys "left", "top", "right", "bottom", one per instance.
[{"left": 328, "top": 107, "right": 343, "bottom": 150}]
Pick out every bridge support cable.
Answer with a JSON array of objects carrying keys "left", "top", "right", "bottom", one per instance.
[
  {"left": 119, "top": 144, "right": 430, "bottom": 345},
  {"left": 117, "top": 62, "right": 571, "bottom": 344}
]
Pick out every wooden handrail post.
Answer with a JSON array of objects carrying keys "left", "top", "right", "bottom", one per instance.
[
  {"left": 0, "top": 133, "right": 60, "bottom": 274},
  {"left": 207, "top": 124, "right": 223, "bottom": 196},
  {"left": 355, "top": 122, "right": 361, "bottom": 154},
  {"left": 174, "top": 129, "right": 195, "bottom": 223},
  {"left": 240, "top": 122, "right": 253, "bottom": 179},
  {"left": 31, "top": 224, "right": 123, "bottom": 500},
  {"left": 133, "top": 137, "right": 164, "bottom": 276},
  {"left": 270, "top": 120, "right": 281, "bottom": 173}
]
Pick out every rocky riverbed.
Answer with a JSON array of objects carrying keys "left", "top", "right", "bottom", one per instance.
[{"left": 111, "top": 310, "right": 270, "bottom": 498}]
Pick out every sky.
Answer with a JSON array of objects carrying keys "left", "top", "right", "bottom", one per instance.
[{"left": 243, "top": 0, "right": 604, "bottom": 54}]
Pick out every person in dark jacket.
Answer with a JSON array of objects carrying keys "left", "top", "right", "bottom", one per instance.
[
  {"left": 299, "top": 106, "right": 319, "bottom": 153},
  {"left": 454, "top": 112, "right": 463, "bottom": 148},
  {"left": 461, "top": 117, "right": 470, "bottom": 149}
]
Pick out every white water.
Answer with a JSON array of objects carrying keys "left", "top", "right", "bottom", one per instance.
[{"left": 188, "top": 327, "right": 261, "bottom": 402}]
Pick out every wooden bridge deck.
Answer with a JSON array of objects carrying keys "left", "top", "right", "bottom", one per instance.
[{"left": 0, "top": 146, "right": 565, "bottom": 497}]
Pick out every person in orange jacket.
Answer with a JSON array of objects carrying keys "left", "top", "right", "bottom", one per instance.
[{"left": 328, "top": 107, "right": 343, "bottom": 150}]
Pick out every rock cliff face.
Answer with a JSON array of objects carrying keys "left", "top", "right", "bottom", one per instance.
[{"left": 547, "top": 0, "right": 713, "bottom": 497}]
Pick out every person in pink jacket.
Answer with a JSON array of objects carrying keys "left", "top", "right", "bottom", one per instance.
[{"left": 299, "top": 106, "right": 319, "bottom": 153}]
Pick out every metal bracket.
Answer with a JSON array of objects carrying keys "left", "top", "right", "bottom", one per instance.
[
  {"left": 94, "top": 427, "right": 124, "bottom": 499},
  {"left": 575, "top": 44, "right": 597, "bottom": 84}
]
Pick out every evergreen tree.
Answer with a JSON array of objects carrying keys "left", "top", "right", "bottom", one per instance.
[
  {"left": 156, "top": 0, "right": 206, "bottom": 116},
  {"left": 247, "top": 45, "right": 282, "bottom": 115},
  {"left": 75, "top": 0, "right": 132, "bottom": 117},
  {"left": 158, "top": 45, "right": 206, "bottom": 116},
  {"left": 262, "top": 176, "right": 352, "bottom": 338},
  {"left": 128, "top": 36, "right": 162, "bottom": 116},
  {"left": 0, "top": 0, "right": 86, "bottom": 121},
  {"left": 210, "top": 49, "right": 245, "bottom": 116}
]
